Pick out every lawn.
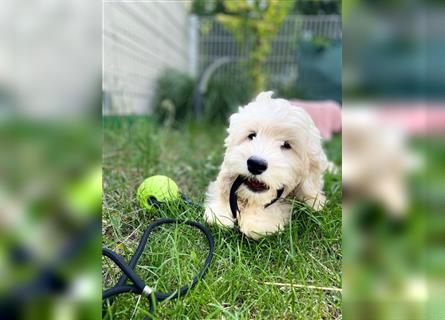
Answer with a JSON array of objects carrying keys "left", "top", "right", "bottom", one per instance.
[{"left": 102, "top": 116, "right": 342, "bottom": 319}]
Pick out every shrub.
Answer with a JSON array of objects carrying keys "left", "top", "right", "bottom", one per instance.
[
  {"left": 151, "top": 69, "right": 195, "bottom": 125},
  {"left": 202, "top": 76, "right": 254, "bottom": 123},
  {"left": 151, "top": 68, "right": 255, "bottom": 125}
]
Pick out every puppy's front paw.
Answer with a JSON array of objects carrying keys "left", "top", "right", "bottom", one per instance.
[
  {"left": 239, "top": 229, "right": 263, "bottom": 240},
  {"left": 239, "top": 219, "right": 283, "bottom": 240},
  {"left": 204, "top": 205, "right": 235, "bottom": 228}
]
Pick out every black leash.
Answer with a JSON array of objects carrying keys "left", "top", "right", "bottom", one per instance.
[
  {"left": 103, "top": 177, "right": 281, "bottom": 317},
  {"left": 102, "top": 218, "right": 214, "bottom": 319},
  {"left": 229, "top": 176, "right": 246, "bottom": 219},
  {"left": 229, "top": 175, "right": 284, "bottom": 223}
]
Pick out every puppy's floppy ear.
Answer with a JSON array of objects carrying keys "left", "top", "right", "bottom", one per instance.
[{"left": 289, "top": 107, "right": 328, "bottom": 208}]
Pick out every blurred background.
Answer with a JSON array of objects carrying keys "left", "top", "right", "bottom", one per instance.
[
  {"left": 1, "top": 0, "right": 101, "bottom": 319},
  {"left": 103, "top": 0, "right": 341, "bottom": 120},
  {"left": 342, "top": 0, "right": 445, "bottom": 319}
]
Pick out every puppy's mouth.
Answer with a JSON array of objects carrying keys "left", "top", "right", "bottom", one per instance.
[{"left": 243, "top": 177, "right": 270, "bottom": 193}]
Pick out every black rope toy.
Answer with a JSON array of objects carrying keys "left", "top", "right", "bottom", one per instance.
[
  {"left": 229, "top": 175, "right": 284, "bottom": 227},
  {"left": 103, "top": 175, "right": 283, "bottom": 318},
  {"left": 102, "top": 217, "right": 214, "bottom": 319}
]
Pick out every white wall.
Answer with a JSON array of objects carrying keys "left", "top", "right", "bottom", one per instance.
[{"left": 103, "top": 1, "right": 191, "bottom": 115}]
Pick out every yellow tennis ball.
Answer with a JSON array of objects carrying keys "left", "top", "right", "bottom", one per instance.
[
  {"left": 65, "top": 166, "right": 102, "bottom": 216},
  {"left": 137, "top": 175, "right": 180, "bottom": 210}
]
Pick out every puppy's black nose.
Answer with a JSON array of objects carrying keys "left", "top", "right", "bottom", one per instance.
[{"left": 247, "top": 156, "right": 268, "bottom": 175}]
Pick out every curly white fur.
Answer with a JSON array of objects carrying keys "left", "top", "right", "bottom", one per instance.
[{"left": 204, "top": 91, "right": 328, "bottom": 239}]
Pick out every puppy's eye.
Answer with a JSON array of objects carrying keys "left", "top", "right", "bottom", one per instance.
[
  {"left": 247, "top": 132, "right": 256, "bottom": 140},
  {"left": 281, "top": 141, "right": 291, "bottom": 150}
]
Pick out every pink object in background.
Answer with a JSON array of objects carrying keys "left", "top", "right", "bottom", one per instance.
[
  {"left": 376, "top": 104, "right": 445, "bottom": 135},
  {"left": 290, "top": 100, "right": 342, "bottom": 139}
]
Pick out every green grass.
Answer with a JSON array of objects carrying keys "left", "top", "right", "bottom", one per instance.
[{"left": 102, "top": 117, "right": 342, "bottom": 319}]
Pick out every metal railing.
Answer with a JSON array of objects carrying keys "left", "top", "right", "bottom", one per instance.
[{"left": 196, "top": 14, "right": 341, "bottom": 88}]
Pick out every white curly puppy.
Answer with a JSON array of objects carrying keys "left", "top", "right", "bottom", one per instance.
[{"left": 204, "top": 91, "right": 328, "bottom": 239}]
